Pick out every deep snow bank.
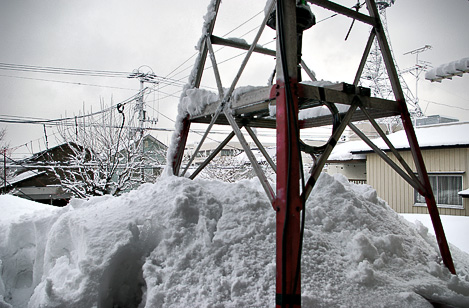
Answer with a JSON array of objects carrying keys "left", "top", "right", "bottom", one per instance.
[
  {"left": 1, "top": 174, "right": 469, "bottom": 307},
  {"left": 0, "top": 196, "right": 63, "bottom": 308}
]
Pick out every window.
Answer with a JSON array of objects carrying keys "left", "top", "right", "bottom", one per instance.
[
  {"left": 414, "top": 174, "right": 463, "bottom": 209},
  {"left": 220, "top": 149, "right": 231, "bottom": 157}
]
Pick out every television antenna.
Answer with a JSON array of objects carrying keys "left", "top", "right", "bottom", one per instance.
[{"left": 401, "top": 45, "right": 432, "bottom": 113}]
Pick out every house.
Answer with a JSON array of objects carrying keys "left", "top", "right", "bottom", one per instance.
[
  {"left": 128, "top": 134, "right": 168, "bottom": 181},
  {"left": 3, "top": 143, "right": 80, "bottom": 206},
  {"left": 185, "top": 140, "right": 244, "bottom": 164},
  {"left": 4, "top": 135, "right": 168, "bottom": 204},
  {"left": 328, "top": 121, "right": 469, "bottom": 216}
]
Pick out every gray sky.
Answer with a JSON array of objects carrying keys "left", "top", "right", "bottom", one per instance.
[{"left": 1, "top": 0, "right": 468, "bottom": 157}]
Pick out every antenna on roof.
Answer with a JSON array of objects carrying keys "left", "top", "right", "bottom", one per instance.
[{"left": 401, "top": 45, "right": 432, "bottom": 113}]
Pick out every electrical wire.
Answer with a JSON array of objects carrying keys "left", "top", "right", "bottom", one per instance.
[
  {"left": 0, "top": 63, "right": 189, "bottom": 91},
  {"left": 0, "top": 91, "right": 144, "bottom": 125},
  {"left": 422, "top": 100, "right": 469, "bottom": 112},
  {"left": 164, "top": 9, "right": 266, "bottom": 82},
  {"left": 0, "top": 74, "right": 137, "bottom": 91},
  {"left": 0, "top": 62, "right": 129, "bottom": 78},
  {"left": 157, "top": 36, "right": 275, "bottom": 100},
  {"left": 3, "top": 9, "right": 283, "bottom": 167}
]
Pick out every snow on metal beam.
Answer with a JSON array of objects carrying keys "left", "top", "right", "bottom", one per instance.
[{"left": 425, "top": 57, "right": 469, "bottom": 82}]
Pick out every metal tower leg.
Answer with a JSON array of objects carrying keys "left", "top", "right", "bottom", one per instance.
[
  {"left": 170, "top": 0, "right": 222, "bottom": 176},
  {"left": 171, "top": 116, "right": 190, "bottom": 175},
  {"left": 400, "top": 109, "right": 456, "bottom": 274},
  {"left": 275, "top": 1, "right": 302, "bottom": 307},
  {"left": 365, "top": 0, "right": 456, "bottom": 274}
]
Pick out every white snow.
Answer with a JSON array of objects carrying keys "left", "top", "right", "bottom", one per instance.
[
  {"left": 425, "top": 57, "right": 469, "bottom": 82},
  {"left": 1, "top": 170, "right": 46, "bottom": 187},
  {"left": 1, "top": 173, "right": 469, "bottom": 307},
  {"left": 459, "top": 188, "right": 469, "bottom": 197},
  {"left": 329, "top": 121, "right": 469, "bottom": 161},
  {"left": 328, "top": 139, "right": 368, "bottom": 161},
  {"left": 401, "top": 214, "right": 469, "bottom": 255},
  {"left": 298, "top": 103, "right": 350, "bottom": 121},
  {"left": 0, "top": 196, "right": 63, "bottom": 307},
  {"left": 178, "top": 88, "right": 219, "bottom": 118},
  {"left": 0, "top": 194, "right": 59, "bottom": 224}
]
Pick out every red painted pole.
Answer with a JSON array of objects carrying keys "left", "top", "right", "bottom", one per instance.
[
  {"left": 275, "top": 79, "right": 302, "bottom": 308},
  {"left": 171, "top": 116, "right": 191, "bottom": 176},
  {"left": 275, "top": 1, "right": 303, "bottom": 307}
]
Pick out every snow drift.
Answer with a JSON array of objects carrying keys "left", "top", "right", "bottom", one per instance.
[{"left": 1, "top": 173, "right": 469, "bottom": 307}]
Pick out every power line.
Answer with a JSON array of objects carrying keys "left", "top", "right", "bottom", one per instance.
[
  {"left": 0, "top": 63, "right": 189, "bottom": 89},
  {"left": 0, "top": 90, "right": 144, "bottom": 125},
  {"left": 164, "top": 9, "right": 266, "bottom": 82},
  {"left": 3, "top": 10, "right": 278, "bottom": 157},
  {"left": 0, "top": 74, "right": 137, "bottom": 91},
  {"left": 422, "top": 100, "right": 469, "bottom": 112},
  {"left": 0, "top": 62, "right": 129, "bottom": 78}
]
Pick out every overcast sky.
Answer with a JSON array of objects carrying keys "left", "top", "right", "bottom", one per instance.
[{"left": 1, "top": 0, "right": 468, "bottom": 157}]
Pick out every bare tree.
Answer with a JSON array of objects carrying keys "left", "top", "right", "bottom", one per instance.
[
  {"left": 197, "top": 154, "right": 276, "bottom": 184},
  {"left": 56, "top": 101, "right": 145, "bottom": 198}
]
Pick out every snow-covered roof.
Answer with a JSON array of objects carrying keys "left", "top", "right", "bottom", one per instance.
[
  {"left": 2, "top": 170, "right": 45, "bottom": 187},
  {"left": 330, "top": 121, "right": 469, "bottom": 161}
]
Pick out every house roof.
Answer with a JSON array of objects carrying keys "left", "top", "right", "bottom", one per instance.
[
  {"left": 21, "top": 142, "right": 84, "bottom": 164},
  {"left": 329, "top": 121, "right": 469, "bottom": 161},
  {"left": 142, "top": 134, "right": 168, "bottom": 149},
  {"left": 1, "top": 170, "right": 46, "bottom": 188}
]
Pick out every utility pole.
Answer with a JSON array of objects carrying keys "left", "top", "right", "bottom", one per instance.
[
  {"left": 2, "top": 148, "right": 7, "bottom": 194},
  {"left": 128, "top": 66, "right": 159, "bottom": 182}
]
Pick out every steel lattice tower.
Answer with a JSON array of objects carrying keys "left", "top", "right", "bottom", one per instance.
[
  {"left": 360, "top": 0, "right": 423, "bottom": 118},
  {"left": 168, "top": 2, "right": 456, "bottom": 305}
]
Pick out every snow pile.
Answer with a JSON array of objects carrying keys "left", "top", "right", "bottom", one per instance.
[
  {"left": 1, "top": 174, "right": 469, "bottom": 307},
  {"left": 401, "top": 214, "right": 469, "bottom": 255},
  {"left": 0, "top": 196, "right": 63, "bottom": 307}
]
